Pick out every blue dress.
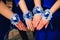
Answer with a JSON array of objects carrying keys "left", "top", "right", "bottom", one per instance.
[{"left": 35, "top": 0, "right": 60, "bottom": 40}]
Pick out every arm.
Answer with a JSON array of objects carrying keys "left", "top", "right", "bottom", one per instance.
[
  {"left": 34, "top": 0, "right": 41, "bottom": 7},
  {"left": 18, "top": 0, "right": 28, "bottom": 14},
  {"left": 50, "top": 0, "right": 60, "bottom": 14},
  {"left": 37, "top": 0, "right": 60, "bottom": 30},
  {"left": 0, "top": 1, "right": 26, "bottom": 31},
  {"left": 0, "top": 1, "right": 13, "bottom": 20}
]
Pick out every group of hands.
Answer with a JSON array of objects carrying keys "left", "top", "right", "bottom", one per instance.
[{"left": 15, "top": 11, "right": 50, "bottom": 32}]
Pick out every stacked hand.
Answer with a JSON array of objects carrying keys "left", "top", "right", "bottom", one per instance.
[
  {"left": 33, "top": 9, "right": 52, "bottom": 30},
  {"left": 11, "top": 8, "right": 52, "bottom": 32},
  {"left": 23, "top": 7, "right": 52, "bottom": 31}
]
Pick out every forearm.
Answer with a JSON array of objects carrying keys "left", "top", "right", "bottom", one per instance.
[
  {"left": 18, "top": 0, "right": 28, "bottom": 14},
  {"left": 34, "top": 0, "right": 41, "bottom": 7},
  {"left": 0, "top": 1, "right": 13, "bottom": 20},
  {"left": 50, "top": 0, "right": 60, "bottom": 14},
  {"left": 59, "top": 0, "right": 60, "bottom": 8}
]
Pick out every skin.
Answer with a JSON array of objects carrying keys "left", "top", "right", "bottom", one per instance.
[
  {"left": 18, "top": 0, "right": 34, "bottom": 31},
  {"left": 0, "top": 1, "right": 27, "bottom": 31},
  {"left": 36, "top": 0, "right": 60, "bottom": 30}
]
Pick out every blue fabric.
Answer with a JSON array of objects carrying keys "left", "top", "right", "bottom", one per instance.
[
  {"left": 35, "top": 30, "right": 59, "bottom": 40},
  {"left": 0, "top": 15, "right": 10, "bottom": 40},
  {"left": 46, "top": 31, "right": 57, "bottom": 40},
  {"left": 0, "top": 0, "right": 10, "bottom": 40},
  {"left": 35, "top": 30, "right": 46, "bottom": 40},
  {"left": 14, "top": 0, "right": 20, "bottom": 6},
  {"left": 42, "top": 0, "right": 56, "bottom": 8}
]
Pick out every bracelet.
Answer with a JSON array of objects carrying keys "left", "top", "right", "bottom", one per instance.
[
  {"left": 33, "top": 6, "right": 43, "bottom": 15},
  {"left": 23, "top": 11, "right": 33, "bottom": 20},
  {"left": 10, "top": 14, "right": 20, "bottom": 25},
  {"left": 42, "top": 9, "right": 52, "bottom": 20}
]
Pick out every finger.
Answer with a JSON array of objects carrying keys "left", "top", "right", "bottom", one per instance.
[
  {"left": 27, "top": 23, "right": 34, "bottom": 31},
  {"left": 15, "top": 24, "right": 22, "bottom": 31},
  {"left": 30, "top": 21, "right": 35, "bottom": 31},
  {"left": 30, "top": 26, "right": 34, "bottom": 32},
  {"left": 19, "top": 21, "right": 27, "bottom": 31},
  {"left": 25, "top": 19, "right": 34, "bottom": 31},
  {"left": 26, "top": 21, "right": 32, "bottom": 30},
  {"left": 18, "top": 21, "right": 24, "bottom": 30},
  {"left": 33, "top": 15, "right": 42, "bottom": 28},
  {"left": 29, "top": 27, "right": 34, "bottom": 31},
  {"left": 21, "top": 24, "right": 27, "bottom": 31},
  {"left": 37, "top": 20, "right": 43, "bottom": 30},
  {"left": 45, "top": 22, "right": 49, "bottom": 28},
  {"left": 15, "top": 21, "right": 27, "bottom": 31},
  {"left": 36, "top": 19, "right": 46, "bottom": 30},
  {"left": 27, "top": 21, "right": 34, "bottom": 31}
]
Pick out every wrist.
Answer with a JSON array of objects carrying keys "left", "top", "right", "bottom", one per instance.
[
  {"left": 33, "top": 6, "right": 43, "bottom": 16},
  {"left": 42, "top": 9, "right": 52, "bottom": 20},
  {"left": 23, "top": 11, "right": 33, "bottom": 20},
  {"left": 10, "top": 14, "right": 20, "bottom": 25}
]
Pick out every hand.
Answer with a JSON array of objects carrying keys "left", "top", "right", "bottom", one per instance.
[
  {"left": 15, "top": 21, "right": 27, "bottom": 31},
  {"left": 36, "top": 18, "right": 49, "bottom": 30},
  {"left": 33, "top": 14, "right": 42, "bottom": 28},
  {"left": 10, "top": 14, "right": 27, "bottom": 31},
  {"left": 25, "top": 19, "right": 34, "bottom": 31},
  {"left": 32, "top": 6, "right": 43, "bottom": 28},
  {"left": 23, "top": 11, "right": 35, "bottom": 31},
  {"left": 36, "top": 9, "right": 52, "bottom": 30}
]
